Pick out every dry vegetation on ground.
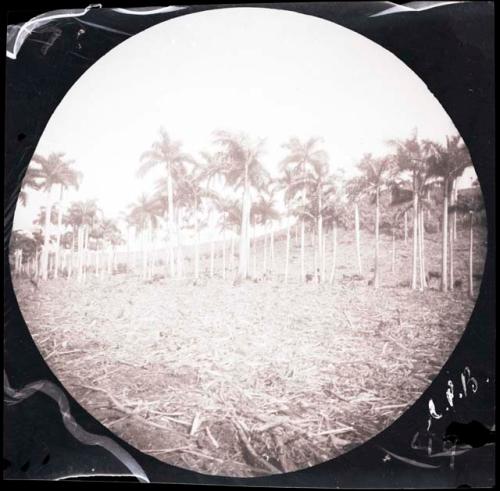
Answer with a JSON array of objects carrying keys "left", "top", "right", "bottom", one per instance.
[{"left": 12, "top": 228, "right": 486, "bottom": 477}]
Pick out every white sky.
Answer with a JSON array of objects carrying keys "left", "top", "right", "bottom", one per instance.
[{"left": 14, "top": 6, "right": 477, "bottom": 236}]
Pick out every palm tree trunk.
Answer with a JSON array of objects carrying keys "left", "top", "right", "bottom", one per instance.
[
  {"left": 468, "top": 211, "right": 474, "bottom": 298},
  {"left": 54, "top": 185, "right": 64, "bottom": 279},
  {"left": 77, "top": 226, "right": 83, "bottom": 282},
  {"left": 177, "top": 213, "right": 183, "bottom": 279},
  {"left": 449, "top": 221, "right": 454, "bottom": 291},
  {"left": 270, "top": 223, "right": 275, "bottom": 272},
  {"left": 374, "top": 186, "right": 380, "bottom": 288},
  {"left": 452, "top": 179, "right": 458, "bottom": 240},
  {"left": 322, "top": 232, "right": 327, "bottom": 282},
  {"left": 412, "top": 184, "right": 419, "bottom": 290},
  {"left": 41, "top": 190, "right": 53, "bottom": 280},
  {"left": 441, "top": 178, "right": 449, "bottom": 292},
  {"left": 263, "top": 225, "right": 268, "bottom": 273},
  {"left": 355, "top": 202, "right": 362, "bottom": 275},
  {"left": 391, "top": 229, "right": 396, "bottom": 274},
  {"left": 222, "top": 228, "right": 226, "bottom": 280},
  {"left": 210, "top": 237, "right": 215, "bottom": 278},
  {"left": 419, "top": 206, "right": 426, "bottom": 290},
  {"left": 300, "top": 219, "right": 305, "bottom": 281},
  {"left": 252, "top": 217, "right": 257, "bottom": 277},
  {"left": 95, "top": 244, "right": 99, "bottom": 277},
  {"left": 329, "top": 221, "right": 337, "bottom": 285},
  {"left": 317, "top": 187, "right": 323, "bottom": 281},
  {"left": 237, "top": 164, "right": 251, "bottom": 279},
  {"left": 404, "top": 210, "right": 408, "bottom": 244},
  {"left": 141, "top": 229, "right": 147, "bottom": 280},
  {"left": 167, "top": 169, "right": 176, "bottom": 278},
  {"left": 294, "top": 222, "right": 298, "bottom": 246},
  {"left": 285, "top": 221, "right": 290, "bottom": 284},
  {"left": 230, "top": 228, "right": 235, "bottom": 274},
  {"left": 194, "top": 210, "right": 200, "bottom": 280}
]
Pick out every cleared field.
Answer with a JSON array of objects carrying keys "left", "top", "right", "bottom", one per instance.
[{"left": 12, "top": 227, "right": 486, "bottom": 476}]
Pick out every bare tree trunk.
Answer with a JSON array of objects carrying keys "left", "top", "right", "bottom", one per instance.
[
  {"left": 355, "top": 202, "right": 362, "bottom": 275},
  {"left": 300, "top": 219, "right": 305, "bottom": 281},
  {"left": 449, "top": 222, "right": 454, "bottom": 291},
  {"left": 373, "top": 186, "right": 380, "bottom": 288},
  {"left": 77, "top": 227, "right": 83, "bottom": 282},
  {"left": 54, "top": 186, "right": 64, "bottom": 279},
  {"left": 95, "top": 244, "right": 99, "bottom": 277},
  {"left": 412, "top": 184, "right": 419, "bottom": 290},
  {"left": 41, "top": 190, "right": 53, "bottom": 280},
  {"left": 270, "top": 223, "right": 275, "bottom": 272},
  {"left": 391, "top": 229, "right": 396, "bottom": 274},
  {"left": 404, "top": 210, "right": 408, "bottom": 244},
  {"left": 194, "top": 211, "right": 200, "bottom": 280},
  {"left": 263, "top": 225, "right": 268, "bottom": 273},
  {"left": 468, "top": 211, "right": 474, "bottom": 298},
  {"left": 452, "top": 179, "right": 458, "bottom": 241},
  {"left": 222, "top": 228, "right": 226, "bottom": 280},
  {"left": 441, "top": 178, "right": 449, "bottom": 292},
  {"left": 419, "top": 206, "right": 426, "bottom": 290},
  {"left": 317, "top": 188, "right": 323, "bottom": 280},
  {"left": 237, "top": 168, "right": 251, "bottom": 280},
  {"left": 312, "top": 227, "right": 317, "bottom": 277},
  {"left": 252, "top": 218, "right": 257, "bottom": 277},
  {"left": 284, "top": 221, "right": 290, "bottom": 284},
  {"left": 68, "top": 232, "right": 75, "bottom": 279},
  {"left": 210, "top": 237, "right": 215, "bottom": 278},
  {"left": 167, "top": 170, "right": 176, "bottom": 278},
  {"left": 322, "top": 232, "right": 327, "bottom": 282},
  {"left": 329, "top": 221, "right": 337, "bottom": 285},
  {"left": 141, "top": 229, "right": 147, "bottom": 280}
]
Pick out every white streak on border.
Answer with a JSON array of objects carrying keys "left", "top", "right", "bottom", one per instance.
[
  {"left": 4, "top": 370, "right": 150, "bottom": 483},
  {"left": 111, "top": 7, "right": 188, "bottom": 16},
  {"left": 371, "top": 1, "right": 466, "bottom": 17}
]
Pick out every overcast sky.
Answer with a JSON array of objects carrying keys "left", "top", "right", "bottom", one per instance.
[{"left": 14, "top": 6, "right": 476, "bottom": 234}]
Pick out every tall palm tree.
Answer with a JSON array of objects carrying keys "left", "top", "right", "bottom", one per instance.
[
  {"left": 388, "top": 131, "right": 433, "bottom": 291},
  {"left": 274, "top": 168, "right": 299, "bottom": 283},
  {"left": 322, "top": 187, "right": 347, "bottom": 285},
  {"left": 211, "top": 131, "right": 269, "bottom": 281},
  {"left": 280, "top": 137, "right": 328, "bottom": 281},
  {"left": 356, "top": 154, "right": 393, "bottom": 288},
  {"left": 29, "top": 152, "right": 81, "bottom": 280},
  {"left": 127, "top": 194, "right": 162, "bottom": 280},
  {"left": 65, "top": 200, "right": 100, "bottom": 281},
  {"left": 345, "top": 175, "right": 366, "bottom": 276},
  {"left": 252, "top": 192, "right": 280, "bottom": 274},
  {"left": 137, "top": 128, "right": 194, "bottom": 278},
  {"left": 426, "top": 135, "right": 472, "bottom": 292}
]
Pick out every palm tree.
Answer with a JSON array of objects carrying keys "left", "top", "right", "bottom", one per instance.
[
  {"left": 127, "top": 194, "right": 162, "bottom": 280},
  {"left": 389, "top": 131, "right": 434, "bottom": 290},
  {"left": 18, "top": 166, "right": 42, "bottom": 206},
  {"left": 345, "top": 176, "right": 366, "bottom": 276},
  {"left": 29, "top": 152, "right": 81, "bottom": 280},
  {"left": 426, "top": 135, "right": 472, "bottom": 292},
  {"left": 274, "top": 168, "right": 299, "bottom": 283},
  {"left": 280, "top": 137, "right": 328, "bottom": 281},
  {"left": 65, "top": 200, "right": 100, "bottom": 281},
  {"left": 252, "top": 192, "right": 280, "bottom": 275},
  {"left": 211, "top": 131, "right": 269, "bottom": 281},
  {"left": 356, "top": 154, "right": 393, "bottom": 288},
  {"left": 322, "top": 188, "right": 347, "bottom": 285},
  {"left": 137, "top": 128, "right": 194, "bottom": 278}
]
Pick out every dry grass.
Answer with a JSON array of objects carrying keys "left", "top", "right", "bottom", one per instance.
[{"left": 12, "top": 227, "right": 486, "bottom": 476}]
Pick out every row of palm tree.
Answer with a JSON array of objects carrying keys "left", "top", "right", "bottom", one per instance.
[{"left": 13, "top": 129, "right": 479, "bottom": 295}]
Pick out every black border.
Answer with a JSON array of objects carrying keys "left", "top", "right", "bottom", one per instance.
[{"left": 3, "top": 1, "right": 496, "bottom": 488}]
